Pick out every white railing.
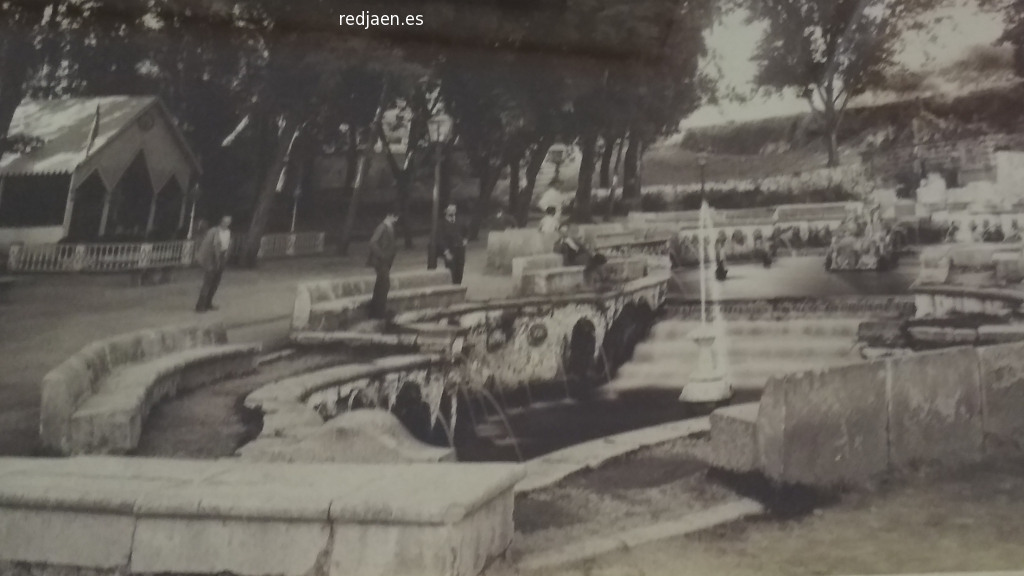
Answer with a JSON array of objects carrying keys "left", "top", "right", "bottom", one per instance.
[
  {"left": 7, "top": 231, "right": 328, "bottom": 273},
  {"left": 7, "top": 240, "right": 195, "bottom": 273},
  {"left": 256, "top": 232, "right": 326, "bottom": 259}
]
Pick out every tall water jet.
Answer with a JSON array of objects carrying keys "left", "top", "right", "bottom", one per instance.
[{"left": 679, "top": 201, "right": 734, "bottom": 404}]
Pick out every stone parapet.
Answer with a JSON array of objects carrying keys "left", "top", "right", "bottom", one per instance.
[
  {"left": 40, "top": 322, "right": 260, "bottom": 455},
  {"left": 708, "top": 340, "right": 1024, "bottom": 488},
  {"left": 486, "top": 230, "right": 559, "bottom": 275},
  {"left": 0, "top": 457, "right": 524, "bottom": 576}
]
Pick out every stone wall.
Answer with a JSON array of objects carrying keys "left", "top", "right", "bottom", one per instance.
[
  {"left": 394, "top": 274, "right": 670, "bottom": 392},
  {"left": 719, "top": 340, "right": 1024, "bottom": 487},
  {"left": 486, "top": 230, "right": 559, "bottom": 275},
  {"left": 669, "top": 296, "right": 916, "bottom": 321}
]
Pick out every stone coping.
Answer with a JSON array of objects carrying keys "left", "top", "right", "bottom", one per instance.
[
  {"left": 912, "top": 283, "right": 1024, "bottom": 303},
  {"left": 0, "top": 457, "right": 524, "bottom": 525},
  {"left": 40, "top": 321, "right": 237, "bottom": 454},
  {"left": 245, "top": 353, "right": 444, "bottom": 408},
  {"left": 292, "top": 269, "right": 453, "bottom": 330},
  {"left": 392, "top": 272, "right": 672, "bottom": 324},
  {"left": 517, "top": 417, "right": 711, "bottom": 494}
]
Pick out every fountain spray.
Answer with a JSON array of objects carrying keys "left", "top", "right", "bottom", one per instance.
[{"left": 679, "top": 201, "right": 734, "bottom": 404}]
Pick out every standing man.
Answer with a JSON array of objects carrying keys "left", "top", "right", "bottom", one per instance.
[
  {"left": 367, "top": 208, "right": 399, "bottom": 320},
  {"left": 438, "top": 203, "right": 468, "bottom": 285},
  {"left": 195, "top": 214, "right": 232, "bottom": 313}
]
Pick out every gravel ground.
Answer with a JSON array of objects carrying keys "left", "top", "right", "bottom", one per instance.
[
  {"left": 512, "top": 459, "right": 1024, "bottom": 576},
  {"left": 512, "top": 436, "right": 737, "bottom": 558}
]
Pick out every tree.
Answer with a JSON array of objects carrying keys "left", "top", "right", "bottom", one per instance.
[
  {"left": 983, "top": 0, "right": 1024, "bottom": 76},
  {"left": 560, "top": 0, "right": 715, "bottom": 220},
  {"left": 742, "top": 0, "right": 940, "bottom": 167},
  {"left": 0, "top": 0, "right": 76, "bottom": 150}
]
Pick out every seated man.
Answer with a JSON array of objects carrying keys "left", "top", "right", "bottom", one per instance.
[
  {"left": 583, "top": 252, "right": 611, "bottom": 289},
  {"left": 555, "top": 223, "right": 586, "bottom": 266}
]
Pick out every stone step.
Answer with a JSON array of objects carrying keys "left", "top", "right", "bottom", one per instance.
[
  {"left": 708, "top": 403, "right": 760, "bottom": 473},
  {"left": 651, "top": 319, "right": 863, "bottom": 340},
  {"left": 615, "top": 357, "right": 840, "bottom": 384},
  {"left": 631, "top": 336, "right": 856, "bottom": 363},
  {"left": 601, "top": 373, "right": 770, "bottom": 395}
]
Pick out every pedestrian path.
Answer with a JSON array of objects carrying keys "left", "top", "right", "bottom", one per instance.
[{"left": 0, "top": 241, "right": 500, "bottom": 456}]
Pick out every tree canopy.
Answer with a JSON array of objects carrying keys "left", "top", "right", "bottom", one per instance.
[{"left": 740, "top": 0, "right": 942, "bottom": 166}]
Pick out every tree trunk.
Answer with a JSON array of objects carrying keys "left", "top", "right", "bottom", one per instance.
[
  {"left": 335, "top": 131, "right": 360, "bottom": 254},
  {"left": 574, "top": 133, "right": 598, "bottom": 223},
  {"left": 507, "top": 156, "right": 521, "bottom": 219},
  {"left": 395, "top": 173, "right": 415, "bottom": 249},
  {"left": 439, "top": 146, "right": 453, "bottom": 212},
  {"left": 599, "top": 138, "right": 615, "bottom": 188},
  {"left": 240, "top": 115, "right": 296, "bottom": 268},
  {"left": 622, "top": 133, "right": 641, "bottom": 200},
  {"left": 605, "top": 135, "right": 625, "bottom": 221},
  {"left": 469, "top": 165, "right": 499, "bottom": 241},
  {"left": 337, "top": 142, "right": 371, "bottom": 256},
  {"left": 0, "top": 35, "right": 35, "bottom": 147},
  {"left": 375, "top": 103, "right": 417, "bottom": 250},
  {"left": 826, "top": 123, "right": 840, "bottom": 167},
  {"left": 823, "top": 84, "right": 841, "bottom": 168},
  {"left": 517, "top": 136, "right": 554, "bottom": 226}
]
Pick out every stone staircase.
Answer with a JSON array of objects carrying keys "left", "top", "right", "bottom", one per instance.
[{"left": 602, "top": 318, "right": 864, "bottom": 396}]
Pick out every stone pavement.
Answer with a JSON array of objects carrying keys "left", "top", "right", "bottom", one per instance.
[{"left": 0, "top": 239, "right": 508, "bottom": 456}]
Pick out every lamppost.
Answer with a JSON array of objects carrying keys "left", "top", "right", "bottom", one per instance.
[
  {"left": 548, "top": 145, "right": 566, "bottom": 184},
  {"left": 698, "top": 152, "right": 708, "bottom": 200},
  {"left": 427, "top": 114, "right": 452, "bottom": 270}
]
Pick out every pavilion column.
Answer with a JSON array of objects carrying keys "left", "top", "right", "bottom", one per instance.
[
  {"left": 98, "top": 188, "right": 113, "bottom": 238},
  {"left": 178, "top": 179, "right": 193, "bottom": 231},
  {"left": 145, "top": 189, "right": 159, "bottom": 236},
  {"left": 60, "top": 171, "right": 80, "bottom": 239}
]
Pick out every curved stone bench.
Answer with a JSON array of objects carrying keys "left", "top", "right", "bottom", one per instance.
[
  {"left": 0, "top": 456, "right": 524, "bottom": 576},
  {"left": 241, "top": 354, "right": 457, "bottom": 463},
  {"left": 292, "top": 270, "right": 467, "bottom": 333},
  {"left": 40, "top": 322, "right": 260, "bottom": 455}
]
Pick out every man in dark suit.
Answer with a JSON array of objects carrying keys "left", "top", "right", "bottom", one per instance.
[
  {"left": 367, "top": 209, "right": 399, "bottom": 319},
  {"left": 438, "top": 203, "right": 468, "bottom": 285},
  {"left": 195, "top": 215, "right": 232, "bottom": 313}
]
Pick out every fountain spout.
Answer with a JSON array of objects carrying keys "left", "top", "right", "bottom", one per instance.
[{"left": 680, "top": 201, "right": 734, "bottom": 404}]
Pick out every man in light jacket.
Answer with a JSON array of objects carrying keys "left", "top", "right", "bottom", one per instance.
[
  {"left": 367, "top": 209, "right": 399, "bottom": 319},
  {"left": 195, "top": 215, "right": 232, "bottom": 313},
  {"left": 438, "top": 203, "right": 468, "bottom": 285}
]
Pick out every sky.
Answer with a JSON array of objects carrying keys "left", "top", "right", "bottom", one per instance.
[{"left": 685, "top": 2, "right": 1008, "bottom": 127}]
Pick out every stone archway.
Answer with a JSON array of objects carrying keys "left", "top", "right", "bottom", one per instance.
[
  {"left": 600, "top": 302, "right": 642, "bottom": 378},
  {"left": 564, "top": 318, "right": 597, "bottom": 390}
]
